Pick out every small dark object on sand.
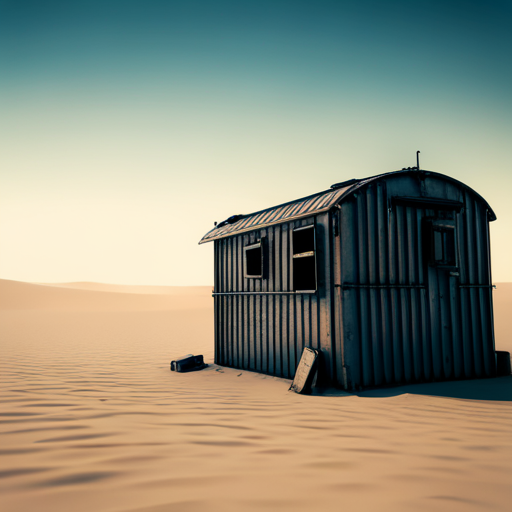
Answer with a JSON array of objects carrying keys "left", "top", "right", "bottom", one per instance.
[{"left": 170, "top": 354, "right": 207, "bottom": 373}]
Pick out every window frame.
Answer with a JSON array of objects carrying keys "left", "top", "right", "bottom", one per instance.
[
  {"left": 292, "top": 225, "right": 317, "bottom": 293},
  {"left": 425, "top": 218, "right": 458, "bottom": 268},
  {"left": 244, "top": 242, "right": 263, "bottom": 279}
]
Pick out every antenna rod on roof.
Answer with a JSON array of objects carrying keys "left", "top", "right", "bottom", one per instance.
[{"left": 416, "top": 150, "right": 420, "bottom": 171}]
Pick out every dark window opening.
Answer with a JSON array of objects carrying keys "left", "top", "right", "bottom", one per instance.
[
  {"left": 425, "top": 219, "right": 457, "bottom": 267},
  {"left": 293, "top": 256, "right": 317, "bottom": 291},
  {"left": 432, "top": 227, "right": 456, "bottom": 266},
  {"left": 244, "top": 243, "right": 262, "bottom": 278},
  {"left": 293, "top": 227, "right": 315, "bottom": 255},
  {"left": 293, "top": 226, "right": 317, "bottom": 291}
]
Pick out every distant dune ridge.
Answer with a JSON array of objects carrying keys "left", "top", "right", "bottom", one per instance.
[
  {"left": 0, "top": 279, "right": 212, "bottom": 311},
  {"left": 1, "top": 279, "right": 511, "bottom": 512},
  {"left": 40, "top": 281, "right": 213, "bottom": 295}
]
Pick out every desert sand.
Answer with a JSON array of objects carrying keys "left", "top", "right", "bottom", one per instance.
[{"left": 1, "top": 279, "right": 511, "bottom": 512}]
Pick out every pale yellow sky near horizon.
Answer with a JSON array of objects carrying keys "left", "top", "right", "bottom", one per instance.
[{"left": 1, "top": 111, "right": 511, "bottom": 286}]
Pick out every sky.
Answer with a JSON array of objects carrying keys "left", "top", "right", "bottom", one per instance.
[{"left": 1, "top": 0, "right": 511, "bottom": 285}]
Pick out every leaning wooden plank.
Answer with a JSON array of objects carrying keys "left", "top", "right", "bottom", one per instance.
[{"left": 289, "top": 347, "right": 319, "bottom": 394}]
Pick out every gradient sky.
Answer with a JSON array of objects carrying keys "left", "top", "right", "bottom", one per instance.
[{"left": 1, "top": 0, "right": 511, "bottom": 285}]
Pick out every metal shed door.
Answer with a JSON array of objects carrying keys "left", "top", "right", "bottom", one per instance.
[
  {"left": 423, "top": 212, "right": 461, "bottom": 380},
  {"left": 390, "top": 203, "right": 462, "bottom": 384}
]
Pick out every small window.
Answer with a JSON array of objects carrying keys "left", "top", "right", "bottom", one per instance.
[
  {"left": 293, "top": 226, "right": 317, "bottom": 291},
  {"left": 425, "top": 219, "right": 457, "bottom": 267},
  {"left": 244, "top": 242, "right": 262, "bottom": 278}
]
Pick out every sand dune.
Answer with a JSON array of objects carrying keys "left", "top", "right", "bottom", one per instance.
[
  {"left": 40, "top": 281, "right": 213, "bottom": 296},
  {"left": 1, "top": 280, "right": 511, "bottom": 512},
  {"left": 0, "top": 279, "right": 212, "bottom": 312}
]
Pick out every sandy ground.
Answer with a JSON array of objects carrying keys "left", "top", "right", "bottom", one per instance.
[{"left": 1, "top": 279, "right": 511, "bottom": 512}]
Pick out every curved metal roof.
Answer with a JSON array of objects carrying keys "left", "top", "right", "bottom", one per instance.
[{"left": 199, "top": 169, "right": 496, "bottom": 244}]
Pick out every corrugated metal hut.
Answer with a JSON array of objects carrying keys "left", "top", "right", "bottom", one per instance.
[{"left": 199, "top": 169, "right": 498, "bottom": 389}]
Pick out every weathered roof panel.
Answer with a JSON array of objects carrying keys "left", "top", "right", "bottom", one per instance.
[
  {"left": 199, "top": 169, "right": 496, "bottom": 244},
  {"left": 199, "top": 184, "right": 353, "bottom": 244}
]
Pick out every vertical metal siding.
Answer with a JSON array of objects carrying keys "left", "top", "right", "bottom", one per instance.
[
  {"left": 316, "top": 213, "right": 334, "bottom": 382},
  {"left": 465, "top": 196, "right": 483, "bottom": 377},
  {"left": 377, "top": 183, "right": 394, "bottom": 385},
  {"left": 267, "top": 227, "right": 275, "bottom": 375},
  {"left": 213, "top": 174, "right": 495, "bottom": 389},
  {"left": 261, "top": 228, "right": 268, "bottom": 374},
  {"left": 213, "top": 217, "right": 321, "bottom": 381},
  {"left": 274, "top": 227, "right": 282, "bottom": 376},
  {"left": 281, "top": 225, "right": 290, "bottom": 378},
  {"left": 336, "top": 177, "right": 495, "bottom": 390},
  {"left": 339, "top": 199, "right": 361, "bottom": 388},
  {"left": 242, "top": 234, "right": 250, "bottom": 369},
  {"left": 214, "top": 240, "right": 220, "bottom": 365},
  {"left": 368, "top": 186, "right": 384, "bottom": 386},
  {"left": 388, "top": 199, "right": 403, "bottom": 383}
]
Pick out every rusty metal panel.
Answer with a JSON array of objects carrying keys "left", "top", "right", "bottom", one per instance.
[
  {"left": 289, "top": 292, "right": 296, "bottom": 376},
  {"left": 227, "top": 238, "right": 233, "bottom": 368},
  {"left": 281, "top": 224, "right": 290, "bottom": 378},
  {"left": 216, "top": 240, "right": 221, "bottom": 364},
  {"left": 466, "top": 196, "right": 484, "bottom": 377},
  {"left": 214, "top": 241, "right": 220, "bottom": 365},
  {"left": 248, "top": 232, "right": 256, "bottom": 371},
  {"left": 255, "top": 248, "right": 262, "bottom": 373},
  {"left": 316, "top": 212, "right": 334, "bottom": 382},
  {"left": 333, "top": 208, "right": 344, "bottom": 384},
  {"left": 439, "top": 270, "right": 453, "bottom": 379},
  {"left": 450, "top": 272, "right": 463, "bottom": 379},
  {"left": 458, "top": 199, "right": 473, "bottom": 378},
  {"left": 388, "top": 204, "right": 402, "bottom": 383},
  {"left": 418, "top": 209, "right": 432, "bottom": 382},
  {"left": 242, "top": 234, "right": 250, "bottom": 369},
  {"left": 406, "top": 206, "right": 422, "bottom": 381},
  {"left": 261, "top": 229, "right": 268, "bottom": 374},
  {"left": 338, "top": 199, "right": 360, "bottom": 389},
  {"left": 217, "top": 240, "right": 224, "bottom": 364},
  {"left": 377, "top": 183, "right": 394, "bottom": 385},
  {"left": 274, "top": 227, "right": 282, "bottom": 376},
  {"left": 306, "top": 296, "right": 312, "bottom": 350},
  {"left": 267, "top": 227, "right": 275, "bottom": 375},
  {"left": 288, "top": 227, "right": 296, "bottom": 376},
  {"left": 235, "top": 236, "right": 242, "bottom": 368},
  {"left": 310, "top": 292, "right": 319, "bottom": 352},
  {"left": 281, "top": 233, "right": 289, "bottom": 373},
  {"left": 297, "top": 294, "right": 305, "bottom": 369},
  {"left": 222, "top": 239, "right": 228, "bottom": 366},
  {"left": 355, "top": 193, "right": 371, "bottom": 387},
  {"left": 367, "top": 185, "right": 384, "bottom": 387}
]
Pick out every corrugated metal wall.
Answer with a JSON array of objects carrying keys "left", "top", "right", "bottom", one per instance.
[
  {"left": 337, "top": 178, "right": 496, "bottom": 390},
  {"left": 213, "top": 216, "right": 332, "bottom": 380},
  {"left": 213, "top": 173, "right": 495, "bottom": 389}
]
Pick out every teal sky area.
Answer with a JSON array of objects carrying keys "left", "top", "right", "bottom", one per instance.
[{"left": 1, "top": 0, "right": 511, "bottom": 285}]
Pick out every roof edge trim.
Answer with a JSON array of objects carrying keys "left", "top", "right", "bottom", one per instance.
[{"left": 198, "top": 205, "right": 333, "bottom": 244}]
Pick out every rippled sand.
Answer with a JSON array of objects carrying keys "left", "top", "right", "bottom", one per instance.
[{"left": 1, "top": 279, "right": 511, "bottom": 512}]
